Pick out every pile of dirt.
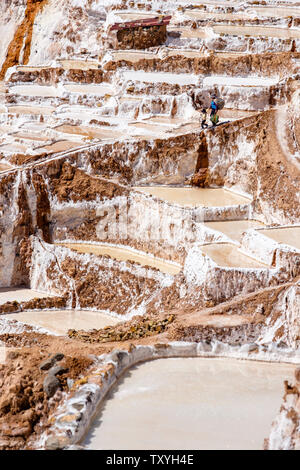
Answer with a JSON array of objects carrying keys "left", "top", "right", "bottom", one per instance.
[{"left": 68, "top": 314, "right": 175, "bottom": 343}]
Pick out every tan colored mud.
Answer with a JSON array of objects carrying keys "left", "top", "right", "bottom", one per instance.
[
  {"left": 205, "top": 220, "right": 265, "bottom": 242},
  {"left": 134, "top": 186, "right": 251, "bottom": 207},
  {"left": 259, "top": 226, "right": 300, "bottom": 250},
  {"left": 83, "top": 357, "right": 295, "bottom": 450},
  {"left": 200, "top": 243, "right": 268, "bottom": 268},
  {"left": 3, "top": 310, "right": 119, "bottom": 336},
  {"left": 57, "top": 243, "right": 182, "bottom": 275}
]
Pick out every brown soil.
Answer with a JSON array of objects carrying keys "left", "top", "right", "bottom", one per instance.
[
  {"left": 0, "top": 1, "right": 49, "bottom": 80},
  {"left": 0, "top": 338, "right": 94, "bottom": 450}
]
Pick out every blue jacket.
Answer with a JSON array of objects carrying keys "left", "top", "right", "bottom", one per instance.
[{"left": 210, "top": 100, "right": 218, "bottom": 113}]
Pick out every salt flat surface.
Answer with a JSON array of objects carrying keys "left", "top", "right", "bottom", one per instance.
[
  {"left": 57, "top": 243, "right": 182, "bottom": 275},
  {"left": 203, "top": 76, "right": 279, "bottom": 87},
  {"left": 9, "top": 85, "right": 61, "bottom": 97},
  {"left": 122, "top": 70, "right": 199, "bottom": 85},
  {"left": 259, "top": 226, "right": 300, "bottom": 251},
  {"left": 83, "top": 357, "right": 295, "bottom": 450},
  {"left": 134, "top": 187, "right": 251, "bottom": 207},
  {"left": 0, "top": 288, "right": 50, "bottom": 304},
  {"left": 36, "top": 140, "right": 81, "bottom": 154},
  {"left": 205, "top": 220, "right": 265, "bottom": 242},
  {"left": 201, "top": 243, "right": 267, "bottom": 268},
  {"left": 3, "top": 309, "right": 119, "bottom": 335}
]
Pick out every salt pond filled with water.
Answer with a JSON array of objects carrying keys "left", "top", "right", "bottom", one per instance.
[{"left": 83, "top": 357, "right": 295, "bottom": 450}]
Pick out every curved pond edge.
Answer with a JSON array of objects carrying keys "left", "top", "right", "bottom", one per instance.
[{"left": 38, "top": 340, "right": 300, "bottom": 450}]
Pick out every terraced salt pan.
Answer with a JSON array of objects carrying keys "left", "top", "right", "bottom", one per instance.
[
  {"left": 0, "top": 142, "right": 29, "bottom": 154},
  {"left": 200, "top": 243, "right": 267, "bottom": 268},
  {"left": 205, "top": 220, "right": 265, "bottom": 243},
  {"left": 122, "top": 70, "right": 199, "bottom": 85},
  {"left": 64, "top": 84, "right": 115, "bottom": 96},
  {"left": 213, "top": 24, "right": 300, "bottom": 39},
  {"left": 258, "top": 226, "right": 300, "bottom": 251},
  {"left": 12, "top": 132, "right": 50, "bottom": 142},
  {"left": 182, "top": 11, "right": 252, "bottom": 21},
  {"left": 134, "top": 187, "right": 251, "bottom": 207},
  {"left": 0, "top": 287, "right": 51, "bottom": 304},
  {"left": 203, "top": 76, "right": 279, "bottom": 87},
  {"left": 2, "top": 310, "right": 119, "bottom": 336},
  {"left": 83, "top": 357, "right": 295, "bottom": 450},
  {"left": 0, "top": 162, "right": 13, "bottom": 172},
  {"left": 35, "top": 140, "right": 82, "bottom": 154},
  {"left": 58, "top": 60, "right": 100, "bottom": 70},
  {"left": 7, "top": 105, "right": 54, "bottom": 116},
  {"left": 55, "top": 124, "right": 123, "bottom": 140},
  {"left": 251, "top": 6, "right": 300, "bottom": 17},
  {"left": 57, "top": 243, "right": 182, "bottom": 275}
]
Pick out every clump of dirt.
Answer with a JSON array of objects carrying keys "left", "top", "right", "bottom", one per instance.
[
  {"left": 45, "top": 161, "right": 129, "bottom": 204},
  {"left": 68, "top": 314, "right": 175, "bottom": 343}
]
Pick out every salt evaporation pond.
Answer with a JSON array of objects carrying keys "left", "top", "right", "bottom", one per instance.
[
  {"left": 83, "top": 357, "right": 295, "bottom": 450},
  {"left": 134, "top": 186, "right": 250, "bottom": 207},
  {"left": 3, "top": 310, "right": 120, "bottom": 335}
]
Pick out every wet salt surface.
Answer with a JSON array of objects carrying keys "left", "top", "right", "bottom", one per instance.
[
  {"left": 83, "top": 357, "right": 295, "bottom": 450},
  {"left": 57, "top": 243, "right": 182, "bottom": 275},
  {"left": 200, "top": 243, "right": 267, "bottom": 268},
  {"left": 134, "top": 186, "right": 251, "bottom": 207},
  {"left": 205, "top": 220, "right": 265, "bottom": 242},
  {"left": 3, "top": 309, "right": 119, "bottom": 335},
  {"left": 258, "top": 226, "right": 300, "bottom": 251},
  {"left": 0, "top": 288, "right": 51, "bottom": 304}
]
